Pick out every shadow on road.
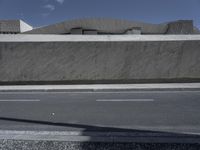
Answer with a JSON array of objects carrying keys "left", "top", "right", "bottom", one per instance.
[{"left": 0, "top": 117, "right": 200, "bottom": 150}]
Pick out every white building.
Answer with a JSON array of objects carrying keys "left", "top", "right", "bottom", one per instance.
[{"left": 0, "top": 20, "right": 32, "bottom": 34}]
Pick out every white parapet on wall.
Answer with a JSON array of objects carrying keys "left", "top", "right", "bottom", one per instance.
[{"left": 0, "top": 34, "right": 200, "bottom": 42}]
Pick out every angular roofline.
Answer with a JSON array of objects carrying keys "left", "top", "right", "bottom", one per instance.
[{"left": 25, "top": 18, "right": 168, "bottom": 34}]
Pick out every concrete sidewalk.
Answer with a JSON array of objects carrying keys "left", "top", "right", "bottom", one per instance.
[
  {"left": 0, "top": 83, "right": 200, "bottom": 92},
  {"left": 1, "top": 130, "right": 200, "bottom": 143}
]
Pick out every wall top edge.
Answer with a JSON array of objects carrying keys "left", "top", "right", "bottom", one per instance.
[{"left": 0, "top": 34, "right": 200, "bottom": 42}]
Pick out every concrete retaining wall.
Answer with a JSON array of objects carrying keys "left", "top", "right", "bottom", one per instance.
[{"left": 0, "top": 35, "right": 200, "bottom": 84}]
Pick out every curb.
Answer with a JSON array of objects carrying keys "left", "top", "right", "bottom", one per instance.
[
  {"left": 0, "top": 83, "right": 200, "bottom": 92},
  {"left": 0, "top": 88, "right": 200, "bottom": 92},
  {"left": 0, "top": 130, "right": 200, "bottom": 143}
]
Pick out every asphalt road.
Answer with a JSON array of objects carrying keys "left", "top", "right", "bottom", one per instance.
[{"left": 0, "top": 90, "right": 200, "bottom": 135}]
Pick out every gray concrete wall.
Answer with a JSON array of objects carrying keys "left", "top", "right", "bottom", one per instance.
[{"left": 0, "top": 35, "right": 200, "bottom": 83}]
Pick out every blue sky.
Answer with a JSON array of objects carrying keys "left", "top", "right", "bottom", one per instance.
[{"left": 0, "top": 0, "right": 199, "bottom": 28}]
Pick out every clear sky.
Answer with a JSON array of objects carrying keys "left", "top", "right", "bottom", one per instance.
[{"left": 0, "top": 0, "right": 199, "bottom": 28}]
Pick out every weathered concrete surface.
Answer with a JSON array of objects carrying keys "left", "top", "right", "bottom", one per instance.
[
  {"left": 166, "top": 20, "right": 194, "bottom": 34},
  {"left": 0, "top": 35, "right": 200, "bottom": 83}
]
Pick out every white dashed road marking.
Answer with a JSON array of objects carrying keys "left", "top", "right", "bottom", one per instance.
[
  {"left": 0, "top": 99, "right": 40, "bottom": 102},
  {"left": 96, "top": 99, "right": 154, "bottom": 102}
]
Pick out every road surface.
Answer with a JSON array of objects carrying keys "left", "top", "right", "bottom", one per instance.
[{"left": 0, "top": 90, "right": 200, "bottom": 136}]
